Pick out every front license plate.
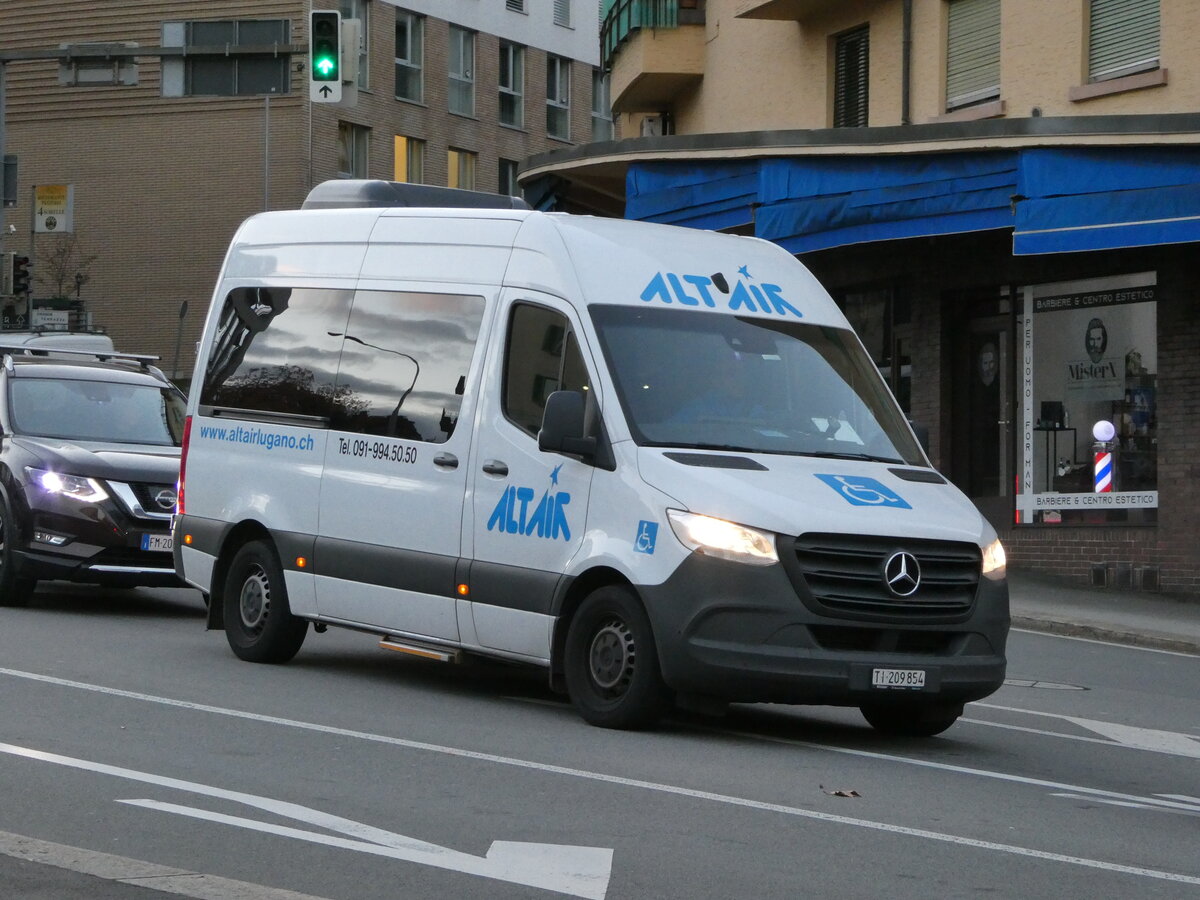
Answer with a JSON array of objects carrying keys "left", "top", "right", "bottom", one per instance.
[
  {"left": 871, "top": 668, "right": 926, "bottom": 689},
  {"left": 141, "top": 533, "right": 173, "bottom": 553}
]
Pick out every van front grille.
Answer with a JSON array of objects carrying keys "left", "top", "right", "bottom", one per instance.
[{"left": 786, "top": 533, "right": 981, "bottom": 621}]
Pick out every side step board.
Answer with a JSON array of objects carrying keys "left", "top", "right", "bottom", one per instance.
[{"left": 378, "top": 636, "right": 462, "bottom": 664}]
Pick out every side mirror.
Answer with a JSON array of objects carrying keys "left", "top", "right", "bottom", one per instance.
[{"left": 539, "top": 390, "right": 597, "bottom": 458}]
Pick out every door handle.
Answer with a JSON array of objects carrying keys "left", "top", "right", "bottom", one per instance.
[
  {"left": 482, "top": 460, "right": 509, "bottom": 476},
  {"left": 433, "top": 453, "right": 458, "bottom": 469}
]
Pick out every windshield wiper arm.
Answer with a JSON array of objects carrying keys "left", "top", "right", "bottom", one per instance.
[{"left": 804, "top": 450, "right": 905, "bottom": 463}]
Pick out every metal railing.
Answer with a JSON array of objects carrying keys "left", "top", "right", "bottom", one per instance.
[{"left": 601, "top": 0, "right": 683, "bottom": 70}]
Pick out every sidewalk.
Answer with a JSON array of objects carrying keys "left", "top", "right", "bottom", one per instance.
[{"left": 1007, "top": 567, "right": 1200, "bottom": 654}]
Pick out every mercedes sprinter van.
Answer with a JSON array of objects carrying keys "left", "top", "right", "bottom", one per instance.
[{"left": 174, "top": 181, "right": 1008, "bottom": 735}]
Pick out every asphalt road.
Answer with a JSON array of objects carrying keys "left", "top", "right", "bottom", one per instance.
[{"left": 0, "top": 583, "right": 1197, "bottom": 899}]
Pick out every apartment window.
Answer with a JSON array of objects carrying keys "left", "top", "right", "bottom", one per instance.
[
  {"left": 833, "top": 26, "right": 869, "bottom": 127},
  {"left": 448, "top": 148, "right": 476, "bottom": 190},
  {"left": 554, "top": 0, "right": 572, "bottom": 27},
  {"left": 547, "top": 55, "right": 571, "bottom": 140},
  {"left": 946, "top": 0, "right": 1000, "bottom": 110},
  {"left": 499, "top": 42, "right": 525, "bottom": 127},
  {"left": 395, "top": 10, "right": 423, "bottom": 102},
  {"left": 338, "top": 122, "right": 369, "bottom": 178},
  {"left": 1088, "top": 0, "right": 1159, "bottom": 82},
  {"left": 176, "top": 20, "right": 290, "bottom": 96},
  {"left": 592, "top": 69, "right": 613, "bottom": 141},
  {"left": 340, "top": 0, "right": 370, "bottom": 91},
  {"left": 449, "top": 26, "right": 475, "bottom": 116},
  {"left": 394, "top": 135, "right": 425, "bottom": 183},
  {"left": 499, "top": 158, "right": 520, "bottom": 197}
]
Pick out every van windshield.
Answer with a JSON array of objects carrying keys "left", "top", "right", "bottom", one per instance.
[{"left": 589, "top": 306, "right": 925, "bottom": 465}]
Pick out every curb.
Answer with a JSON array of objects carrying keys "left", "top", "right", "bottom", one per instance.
[{"left": 1011, "top": 615, "right": 1200, "bottom": 655}]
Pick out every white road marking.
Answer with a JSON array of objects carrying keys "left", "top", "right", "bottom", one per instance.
[
  {"left": 0, "top": 742, "right": 611, "bottom": 899},
  {"left": 1, "top": 667, "right": 1198, "bottom": 887},
  {"left": 1010, "top": 627, "right": 1199, "bottom": 657},
  {"left": 1049, "top": 793, "right": 1200, "bottom": 818},
  {"left": 0, "top": 828, "right": 334, "bottom": 900},
  {"left": 976, "top": 703, "right": 1200, "bottom": 758}
]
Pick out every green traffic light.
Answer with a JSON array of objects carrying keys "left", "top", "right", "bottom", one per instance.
[{"left": 314, "top": 55, "right": 337, "bottom": 78}]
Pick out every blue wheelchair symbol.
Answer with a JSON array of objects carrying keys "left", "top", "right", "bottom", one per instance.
[
  {"left": 635, "top": 520, "right": 659, "bottom": 554},
  {"left": 815, "top": 474, "right": 911, "bottom": 509}
]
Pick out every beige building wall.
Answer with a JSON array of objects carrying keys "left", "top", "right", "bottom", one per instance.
[{"left": 617, "top": 0, "right": 1200, "bottom": 135}]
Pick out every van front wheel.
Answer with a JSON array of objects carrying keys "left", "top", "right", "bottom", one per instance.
[
  {"left": 223, "top": 540, "right": 307, "bottom": 664},
  {"left": 860, "top": 701, "right": 962, "bottom": 737},
  {"left": 565, "top": 586, "right": 671, "bottom": 730}
]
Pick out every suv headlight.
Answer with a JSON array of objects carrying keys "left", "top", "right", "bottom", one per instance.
[
  {"left": 667, "top": 509, "right": 778, "bottom": 566},
  {"left": 27, "top": 468, "right": 109, "bottom": 503},
  {"left": 981, "top": 538, "right": 1006, "bottom": 581}
]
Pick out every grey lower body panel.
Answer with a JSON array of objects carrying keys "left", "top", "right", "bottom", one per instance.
[{"left": 640, "top": 554, "right": 1008, "bottom": 707}]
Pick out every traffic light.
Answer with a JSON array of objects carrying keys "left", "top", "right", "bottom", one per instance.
[
  {"left": 10, "top": 254, "right": 29, "bottom": 296},
  {"left": 310, "top": 11, "right": 341, "bottom": 83}
]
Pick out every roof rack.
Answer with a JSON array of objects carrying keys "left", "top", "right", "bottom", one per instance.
[
  {"left": 0, "top": 345, "right": 160, "bottom": 369},
  {"left": 302, "top": 179, "right": 532, "bottom": 211}
]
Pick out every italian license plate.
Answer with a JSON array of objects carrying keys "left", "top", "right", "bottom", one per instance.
[
  {"left": 871, "top": 668, "right": 926, "bottom": 689},
  {"left": 141, "top": 533, "right": 173, "bottom": 553}
]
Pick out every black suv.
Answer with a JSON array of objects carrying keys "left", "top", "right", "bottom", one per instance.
[{"left": 0, "top": 347, "right": 187, "bottom": 606}]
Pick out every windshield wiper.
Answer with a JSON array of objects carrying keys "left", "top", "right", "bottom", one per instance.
[{"left": 803, "top": 450, "right": 905, "bottom": 464}]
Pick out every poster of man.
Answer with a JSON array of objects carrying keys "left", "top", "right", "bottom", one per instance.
[{"left": 1085, "top": 317, "right": 1108, "bottom": 364}]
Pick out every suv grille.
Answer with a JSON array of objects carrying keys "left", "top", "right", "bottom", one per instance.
[{"left": 787, "top": 533, "right": 981, "bottom": 621}]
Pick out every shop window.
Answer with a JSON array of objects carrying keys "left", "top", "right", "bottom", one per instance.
[
  {"left": 833, "top": 25, "right": 869, "bottom": 128},
  {"left": 945, "top": 0, "right": 1000, "bottom": 111},
  {"left": 839, "top": 288, "right": 910, "bottom": 413},
  {"left": 1020, "top": 273, "right": 1157, "bottom": 525},
  {"left": 1088, "top": 0, "right": 1159, "bottom": 83}
]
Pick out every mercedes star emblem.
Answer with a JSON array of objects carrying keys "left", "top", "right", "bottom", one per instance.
[{"left": 883, "top": 551, "right": 921, "bottom": 597}]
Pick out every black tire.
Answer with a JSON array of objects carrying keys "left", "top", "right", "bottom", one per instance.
[
  {"left": 860, "top": 701, "right": 963, "bottom": 737},
  {"left": 564, "top": 585, "right": 672, "bottom": 730},
  {"left": 223, "top": 539, "right": 307, "bottom": 663},
  {"left": 0, "top": 501, "right": 35, "bottom": 608}
]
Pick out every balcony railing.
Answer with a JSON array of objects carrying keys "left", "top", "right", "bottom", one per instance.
[{"left": 602, "top": 0, "right": 698, "bottom": 70}]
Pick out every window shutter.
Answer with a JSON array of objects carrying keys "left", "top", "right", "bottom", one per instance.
[
  {"left": 506, "top": 0, "right": 524, "bottom": 12},
  {"left": 834, "top": 27, "right": 869, "bottom": 128},
  {"left": 1089, "top": 0, "right": 1159, "bottom": 81},
  {"left": 554, "top": 0, "right": 571, "bottom": 27},
  {"left": 946, "top": 0, "right": 1000, "bottom": 110}
]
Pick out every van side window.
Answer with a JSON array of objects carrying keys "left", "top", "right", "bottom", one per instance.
[
  {"left": 200, "top": 287, "right": 352, "bottom": 419},
  {"left": 503, "top": 303, "right": 590, "bottom": 435},
  {"left": 329, "top": 290, "right": 484, "bottom": 443}
]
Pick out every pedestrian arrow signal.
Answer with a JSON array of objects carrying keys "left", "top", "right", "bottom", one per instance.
[{"left": 309, "top": 10, "right": 343, "bottom": 103}]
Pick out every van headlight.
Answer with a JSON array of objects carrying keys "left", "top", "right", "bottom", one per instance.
[
  {"left": 981, "top": 538, "right": 1006, "bottom": 581},
  {"left": 667, "top": 510, "right": 778, "bottom": 566},
  {"left": 27, "top": 468, "right": 109, "bottom": 503}
]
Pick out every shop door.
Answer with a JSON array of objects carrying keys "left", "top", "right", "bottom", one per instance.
[{"left": 953, "top": 315, "right": 1013, "bottom": 528}]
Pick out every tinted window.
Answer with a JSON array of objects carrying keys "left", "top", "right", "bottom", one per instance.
[
  {"left": 200, "top": 287, "right": 352, "bottom": 420},
  {"left": 11, "top": 379, "right": 186, "bottom": 446},
  {"left": 330, "top": 290, "right": 484, "bottom": 443},
  {"left": 503, "top": 303, "right": 590, "bottom": 435}
]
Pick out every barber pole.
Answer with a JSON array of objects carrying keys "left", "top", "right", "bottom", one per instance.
[{"left": 1094, "top": 449, "right": 1113, "bottom": 493}]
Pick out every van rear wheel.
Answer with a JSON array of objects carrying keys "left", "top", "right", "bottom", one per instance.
[
  {"left": 860, "top": 701, "right": 962, "bottom": 737},
  {"left": 565, "top": 586, "right": 671, "bottom": 730},
  {"left": 223, "top": 539, "right": 307, "bottom": 663}
]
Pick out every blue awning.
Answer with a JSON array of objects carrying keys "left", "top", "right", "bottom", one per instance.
[
  {"left": 756, "top": 153, "right": 1017, "bottom": 253},
  {"left": 623, "top": 147, "right": 1200, "bottom": 255},
  {"left": 626, "top": 161, "right": 758, "bottom": 231},
  {"left": 1012, "top": 148, "right": 1200, "bottom": 254}
]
